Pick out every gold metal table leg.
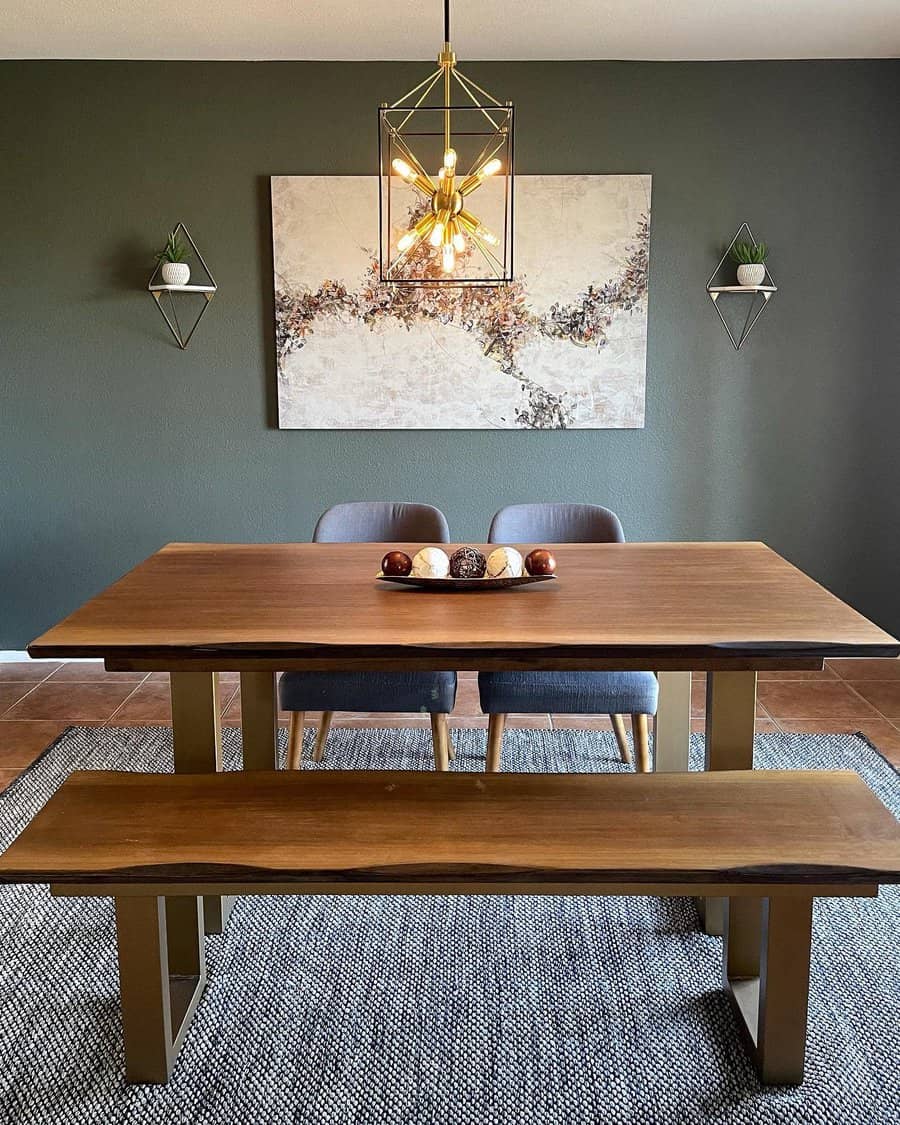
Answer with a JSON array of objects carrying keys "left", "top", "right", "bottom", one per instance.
[
  {"left": 169, "top": 671, "right": 233, "bottom": 933},
  {"left": 115, "top": 895, "right": 206, "bottom": 1084},
  {"left": 724, "top": 895, "right": 813, "bottom": 1085},
  {"left": 703, "top": 670, "right": 758, "bottom": 934},
  {"left": 239, "top": 671, "right": 279, "bottom": 771},
  {"left": 653, "top": 671, "right": 692, "bottom": 772}
]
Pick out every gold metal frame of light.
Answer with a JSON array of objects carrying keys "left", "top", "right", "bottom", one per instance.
[{"left": 379, "top": 0, "right": 514, "bottom": 286}]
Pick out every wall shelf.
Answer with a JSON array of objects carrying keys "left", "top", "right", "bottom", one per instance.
[
  {"left": 706, "top": 223, "right": 777, "bottom": 350},
  {"left": 148, "top": 283, "right": 217, "bottom": 294},
  {"left": 147, "top": 223, "right": 217, "bottom": 349}
]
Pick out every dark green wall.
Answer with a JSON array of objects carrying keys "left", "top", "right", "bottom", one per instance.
[{"left": 3, "top": 60, "right": 899, "bottom": 647}]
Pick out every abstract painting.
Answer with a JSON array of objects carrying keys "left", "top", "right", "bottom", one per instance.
[{"left": 272, "top": 174, "right": 651, "bottom": 429}]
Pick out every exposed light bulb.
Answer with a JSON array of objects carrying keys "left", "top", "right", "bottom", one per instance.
[
  {"left": 443, "top": 148, "right": 457, "bottom": 171},
  {"left": 397, "top": 231, "right": 417, "bottom": 252},
  {"left": 429, "top": 222, "right": 445, "bottom": 248},
  {"left": 391, "top": 158, "right": 417, "bottom": 184},
  {"left": 480, "top": 158, "right": 502, "bottom": 178},
  {"left": 477, "top": 225, "right": 501, "bottom": 247},
  {"left": 452, "top": 229, "right": 466, "bottom": 252},
  {"left": 442, "top": 243, "right": 456, "bottom": 272}
]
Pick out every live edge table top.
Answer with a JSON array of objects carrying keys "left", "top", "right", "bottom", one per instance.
[{"left": 28, "top": 541, "right": 900, "bottom": 673}]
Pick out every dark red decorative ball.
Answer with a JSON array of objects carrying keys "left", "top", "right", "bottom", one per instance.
[
  {"left": 525, "top": 548, "right": 557, "bottom": 576},
  {"left": 381, "top": 550, "right": 413, "bottom": 576},
  {"left": 449, "top": 546, "right": 487, "bottom": 579}
]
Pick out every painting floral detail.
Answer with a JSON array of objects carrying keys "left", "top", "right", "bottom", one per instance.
[{"left": 272, "top": 175, "right": 651, "bottom": 429}]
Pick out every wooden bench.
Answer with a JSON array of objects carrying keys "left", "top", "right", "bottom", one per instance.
[{"left": 1, "top": 768, "right": 898, "bottom": 1087}]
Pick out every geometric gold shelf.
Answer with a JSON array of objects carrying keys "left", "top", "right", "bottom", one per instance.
[
  {"left": 706, "top": 223, "right": 776, "bottom": 351},
  {"left": 147, "top": 223, "right": 217, "bottom": 350}
]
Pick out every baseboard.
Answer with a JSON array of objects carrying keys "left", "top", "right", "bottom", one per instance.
[{"left": 0, "top": 650, "right": 90, "bottom": 663}]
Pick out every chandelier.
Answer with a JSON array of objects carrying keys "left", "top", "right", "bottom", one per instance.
[{"left": 379, "top": 0, "right": 514, "bottom": 286}]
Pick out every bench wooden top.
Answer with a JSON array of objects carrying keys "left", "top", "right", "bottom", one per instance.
[
  {"left": 27, "top": 542, "right": 899, "bottom": 672},
  {"left": 1, "top": 769, "right": 898, "bottom": 889}
]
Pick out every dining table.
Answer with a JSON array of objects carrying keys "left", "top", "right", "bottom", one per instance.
[{"left": 29, "top": 540, "right": 900, "bottom": 941}]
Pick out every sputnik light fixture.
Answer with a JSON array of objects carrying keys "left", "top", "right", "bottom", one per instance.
[{"left": 379, "top": 0, "right": 514, "bottom": 285}]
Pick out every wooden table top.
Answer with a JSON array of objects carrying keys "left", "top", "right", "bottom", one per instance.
[
  {"left": 2, "top": 769, "right": 898, "bottom": 888},
  {"left": 28, "top": 541, "right": 899, "bottom": 672}
]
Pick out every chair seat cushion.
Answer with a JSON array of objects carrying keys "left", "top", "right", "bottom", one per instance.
[
  {"left": 279, "top": 671, "right": 457, "bottom": 714},
  {"left": 478, "top": 671, "right": 658, "bottom": 715}
]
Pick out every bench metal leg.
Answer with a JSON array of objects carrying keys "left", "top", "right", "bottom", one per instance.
[
  {"left": 702, "top": 670, "right": 758, "bottom": 935},
  {"left": 240, "top": 671, "right": 279, "bottom": 771},
  {"left": 170, "top": 671, "right": 233, "bottom": 934},
  {"left": 653, "top": 671, "right": 692, "bottom": 773},
  {"left": 115, "top": 895, "right": 206, "bottom": 1084},
  {"left": 724, "top": 895, "right": 813, "bottom": 1085}
]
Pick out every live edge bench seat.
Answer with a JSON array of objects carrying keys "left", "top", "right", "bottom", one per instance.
[{"left": 1, "top": 768, "right": 898, "bottom": 1087}]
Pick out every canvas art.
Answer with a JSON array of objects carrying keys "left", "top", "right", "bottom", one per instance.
[{"left": 272, "top": 174, "right": 651, "bottom": 429}]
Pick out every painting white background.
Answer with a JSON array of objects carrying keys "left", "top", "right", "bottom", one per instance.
[{"left": 273, "top": 174, "right": 651, "bottom": 429}]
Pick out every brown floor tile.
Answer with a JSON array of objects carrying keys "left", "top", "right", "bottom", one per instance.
[
  {"left": 47, "top": 662, "right": 147, "bottom": 683},
  {"left": 109, "top": 682, "right": 173, "bottom": 723},
  {"left": 845, "top": 680, "right": 900, "bottom": 720},
  {"left": 453, "top": 677, "right": 482, "bottom": 714},
  {"left": 0, "top": 768, "right": 23, "bottom": 793},
  {"left": 115, "top": 675, "right": 240, "bottom": 720},
  {"left": 776, "top": 719, "right": 900, "bottom": 761},
  {"left": 828, "top": 657, "right": 900, "bottom": 681},
  {"left": 756, "top": 680, "right": 881, "bottom": 721},
  {"left": 0, "top": 684, "right": 35, "bottom": 715},
  {"left": 3, "top": 682, "right": 138, "bottom": 721},
  {"left": 222, "top": 693, "right": 289, "bottom": 724},
  {"left": 756, "top": 667, "right": 837, "bottom": 681},
  {"left": 0, "top": 661, "right": 62, "bottom": 682},
  {"left": 0, "top": 720, "right": 71, "bottom": 767}
]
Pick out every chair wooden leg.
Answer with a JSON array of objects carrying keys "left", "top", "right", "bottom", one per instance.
[
  {"left": 312, "top": 711, "right": 334, "bottom": 763},
  {"left": 610, "top": 714, "right": 633, "bottom": 765},
  {"left": 286, "top": 711, "right": 305, "bottom": 770},
  {"left": 486, "top": 713, "right": 506, "bottom": 772},
  {"left": 631, "top": 713, "right": 651, "bottom": 773},
  {"left": 430, "top": 713, "right": 450, "bottom": 771}
]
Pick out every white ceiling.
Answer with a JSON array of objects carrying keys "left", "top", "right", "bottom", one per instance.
[{"left": 3, "top": 1, "right": 899, "bottom": 60}]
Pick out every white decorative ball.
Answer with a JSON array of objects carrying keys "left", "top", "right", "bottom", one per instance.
[
  {"left": 486, "top": 547, "right": 524, "bottom": 579},
  {"left": 410, "top": 547, "right": 450, "bottom": 579}
]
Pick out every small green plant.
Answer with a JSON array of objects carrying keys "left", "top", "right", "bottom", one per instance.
[
  {"left": 155, "top": 231, "right": 188, "bottom": 264},
  {"left": 729, "top": 240, "right": 768, "bottom": 265}
]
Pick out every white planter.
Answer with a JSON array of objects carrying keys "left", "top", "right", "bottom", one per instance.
[
  {"left": 161, "top": 262, "right": 190, "bottom": 286},
  {"left": 736, "top": 263, "right": 765, "bottom": 287}
]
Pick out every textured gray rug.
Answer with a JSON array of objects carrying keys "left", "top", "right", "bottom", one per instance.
[{"left": 0, "top": 726, "right": 898, "bottom": 1125}]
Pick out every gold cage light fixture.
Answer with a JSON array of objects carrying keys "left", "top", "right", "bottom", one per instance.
[{"left": 379, "top": 0, "right": 514, "bottom": 285}]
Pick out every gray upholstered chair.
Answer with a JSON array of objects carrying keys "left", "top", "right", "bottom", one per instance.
[
  {"left": 478, "top": 503, "right": 658, "bottom": 772},
  {"left": 279, "top": 503, "right": 457, "bottom": 770}
]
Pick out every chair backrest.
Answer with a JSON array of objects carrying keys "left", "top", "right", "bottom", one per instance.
[
  {"left": 488, "top": 503, "right": 625, "bottom": 544},
  {"left": 313, "top": 502, "right": 451, "bottom": 543}
]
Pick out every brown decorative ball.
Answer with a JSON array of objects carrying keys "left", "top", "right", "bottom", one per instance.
[
  {"left": 381, "top": 550, "right": 413, "bottom": 576},
  {"left": 449, "top": 546, "right": 487, "bottom": 579},
  {"left": 524, "top": 548, "right": 557, "bottom": 576}
]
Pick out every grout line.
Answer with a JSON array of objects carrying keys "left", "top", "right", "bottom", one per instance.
[
  {"left": 0, "top": 679, "right": 51, "bottom": 718},
  {"left": 106, "top": 678, "right": 151, "bottom": 725}
]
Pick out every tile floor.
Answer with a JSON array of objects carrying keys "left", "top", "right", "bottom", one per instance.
[{"left": 1, "top": 659, "right": 899, "bottom": 793}]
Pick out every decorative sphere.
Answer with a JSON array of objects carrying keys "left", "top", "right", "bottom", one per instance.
[
  {"left": 486, "top": 546, "right": 524, "bottom": 579},
  {"left": 410, "top": 547, "right": 450, "bottom": 579},
  {"left": 449, "top": 546, "right": 487, "bottom": 579},
  {"left": 381, "top": 550, "right": 412, "bottom": 576},
  {"left": 524, "top": 548, "right": 557, "bottom": 576}
]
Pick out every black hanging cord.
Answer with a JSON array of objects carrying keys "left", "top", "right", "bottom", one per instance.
[{"left": 444, "top": 0, "right": 450, "bottom": 42}]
